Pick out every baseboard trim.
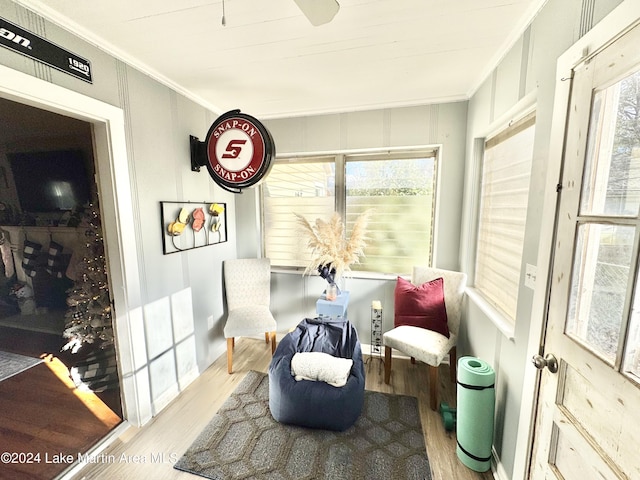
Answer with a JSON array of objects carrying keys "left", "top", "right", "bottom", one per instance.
[
  {"left": 178, "top": 367, "right": 199, "bottom": 391},
  {"left": 152, "top": 384, "right": 180, "bottom": 416},
  {"left": 492, "top": 447, "right": 509, "bottom": 480}
]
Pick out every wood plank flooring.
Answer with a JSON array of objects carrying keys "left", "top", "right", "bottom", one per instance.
[
  {"left": 0, "top": 327, "right": 122, "bottom": 480},
  {"left": 0, "top": 326, "right": 122, "bottom": 417},
  {"left": 74, "top": 337, "right": 494, "bottom": 480}
]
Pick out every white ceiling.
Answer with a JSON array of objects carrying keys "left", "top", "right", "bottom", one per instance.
[{"left": 16, "top": 0, "right": 547, "bottom": 119}]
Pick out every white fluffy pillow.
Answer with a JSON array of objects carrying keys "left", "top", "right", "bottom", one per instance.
[{"left": 291, "top": 352, "right": 353, "bottom": 387}]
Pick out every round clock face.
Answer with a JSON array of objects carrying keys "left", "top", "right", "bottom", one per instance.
[{"left": 204, "top": 110, "right": 275, "bottom": 192}]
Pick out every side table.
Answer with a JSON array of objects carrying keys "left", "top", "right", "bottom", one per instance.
[{"left": 316, "top": 291, "right": 350, "bottom": 319}]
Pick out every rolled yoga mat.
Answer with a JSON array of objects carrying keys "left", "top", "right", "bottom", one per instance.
[{"left": 456, "top": 356, "right": 495, "bottom": 472}]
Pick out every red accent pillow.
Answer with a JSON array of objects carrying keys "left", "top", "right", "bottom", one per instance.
[{"left": 394, "top": 276, "right": 449, "bottom": 338}]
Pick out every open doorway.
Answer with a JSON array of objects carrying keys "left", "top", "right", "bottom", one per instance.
[{"left": 0, "top": 97, "right": 123, "bottom": 479}]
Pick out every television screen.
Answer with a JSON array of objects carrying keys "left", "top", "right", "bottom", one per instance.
[{"left": 8, "top": 150, "right": 91, "bottom": 212}]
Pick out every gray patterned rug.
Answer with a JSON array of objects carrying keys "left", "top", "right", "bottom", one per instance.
[
  {"left": 174, "top": 370, "right": 432, "bottom": 480},
  {"left": 0, "top": 350, "right": 43, "bottom": 382}
]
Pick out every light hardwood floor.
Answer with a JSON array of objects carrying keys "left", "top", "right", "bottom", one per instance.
[{"left": 73, "top": 337, "right": 494, "bottom": 480}]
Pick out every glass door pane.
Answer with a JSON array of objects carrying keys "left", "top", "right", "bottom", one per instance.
[
  {"left": 580, "top": 70, "right": 640, "bottom": 217},
  {"left": 566, "top": 223, "right": 634, "bottom": 364},
  {"left": 568, "top": 68, "right": 640, "bottom": 371}
]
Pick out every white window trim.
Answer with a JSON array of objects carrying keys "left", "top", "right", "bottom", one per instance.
[
  {"left": 271, "top": 266, "right": 400, "bottom": 282},
  {"left": 466, "top": 91, "right": 536, "bottom": 338},
  {"left": 261, "top": 144, "right": 443, "bottom": 275},
  {"left": 466, "top": 287, "right": 515, "bottom": 340},
  {"left": 0, "top": 64, "right": 145, "bottom": 426}
]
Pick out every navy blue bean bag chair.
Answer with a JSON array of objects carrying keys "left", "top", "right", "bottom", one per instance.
[{"left": 268, "top": 317, "right": 365, "bottom": 431}]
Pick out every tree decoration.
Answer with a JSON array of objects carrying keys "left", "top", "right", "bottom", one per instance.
[
  {"left": 62, "top": 204, "right": 114, "bottom": 354},
  {"left": 295, "top": 210, "right": 371, "bottom": 283}
]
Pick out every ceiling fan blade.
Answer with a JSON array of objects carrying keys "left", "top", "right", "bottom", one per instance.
[{"left": 293, "top": 0, "right": 340, "bottom": 26}]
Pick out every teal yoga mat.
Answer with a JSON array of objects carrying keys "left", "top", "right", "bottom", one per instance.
[{"left": 456, "top": 356, "right": 495, "bottom": 472}]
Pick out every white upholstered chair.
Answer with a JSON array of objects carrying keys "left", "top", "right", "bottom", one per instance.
[
  {"left": 383, "top": 266, "right": 467, "bottom": 410},
  {"left": 223, "top": 258, "right": 277, "bottom": 374}
]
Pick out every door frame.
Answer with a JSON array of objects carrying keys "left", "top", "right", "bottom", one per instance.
[
  {"left": 515, "top": 2, "right": 640, "bottom": 479},
  {"left": 0, "top": 64, "right": 147, "bottom": 426}
]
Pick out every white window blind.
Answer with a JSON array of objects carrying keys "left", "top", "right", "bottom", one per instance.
[
  {"left": 262, "top": 158, "right": 335, "bottom": 268},
  {"left": 475, "top": 113, "right": 535, "bottom": 321},
  {"left": 261, "top": 149, "right": 438, "bottom": 275}
]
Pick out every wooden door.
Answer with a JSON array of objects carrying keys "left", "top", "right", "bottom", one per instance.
[{"left": 530, "top": 21, "right": 640, "bottom": 480}]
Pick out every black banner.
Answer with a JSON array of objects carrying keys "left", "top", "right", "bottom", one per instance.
[{"left": 0, "top": 16, "right": 92, "bottom": 83}]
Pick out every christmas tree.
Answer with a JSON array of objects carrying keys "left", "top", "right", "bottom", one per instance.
[{"left": 62, "top": 204, "right": 114, "bottom": 354}]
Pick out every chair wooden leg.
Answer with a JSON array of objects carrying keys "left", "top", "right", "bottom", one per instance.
[
  {"left": 411, "top": 357, "right": 416, "bottom": 364},
  {"left": 428, "top": 365, "right": 438, "bottom": 411},
  {"left": 449, "top": 346, "right": 457, "bottom": 383},
  {"left": 227, "top": 338, "right": 234, "bottom": 374},
  {"left": 264, "top": 332, "right": 269, "bottom": 344},
  {"left": 384, "top": 346, "right": 392, "bottom": 384},
  {"left": 269, "top": 331, "right": 276, "bottom": 354}
]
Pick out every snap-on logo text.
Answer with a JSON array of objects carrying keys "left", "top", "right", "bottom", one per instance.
[{"left": 0, "top": 27, "right": 31, "bottom": 49}]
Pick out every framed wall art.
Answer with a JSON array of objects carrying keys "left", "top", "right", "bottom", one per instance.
[{"left": 160, "top": 201, "right": 227, "bottom": 254}]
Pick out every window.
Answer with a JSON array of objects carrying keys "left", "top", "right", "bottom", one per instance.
[
  {"left": 475, "top": 112, "right": 535, "bottom": 322},
  {"left": 261, "top": 157, "right": 335, "bottom": 269},
  {"left": 261, "top": 149, "right": 438, "bottom": 275}
]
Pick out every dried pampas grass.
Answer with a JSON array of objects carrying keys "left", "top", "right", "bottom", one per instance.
[{"left": 295, "top": 210, "right": 372, "bottom": 280}]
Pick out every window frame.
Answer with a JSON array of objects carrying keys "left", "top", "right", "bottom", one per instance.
[{"left": 260, "top": 146, "right": 441, "bottom": 276}]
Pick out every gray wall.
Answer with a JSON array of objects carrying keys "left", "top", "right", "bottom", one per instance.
[{"left": 1, "top": 0, "right": 234, "bottom": 421}]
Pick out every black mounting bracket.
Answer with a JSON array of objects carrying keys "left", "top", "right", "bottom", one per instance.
[{"left": 190, "top": 135, "right": 207, "bottom": 172}]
